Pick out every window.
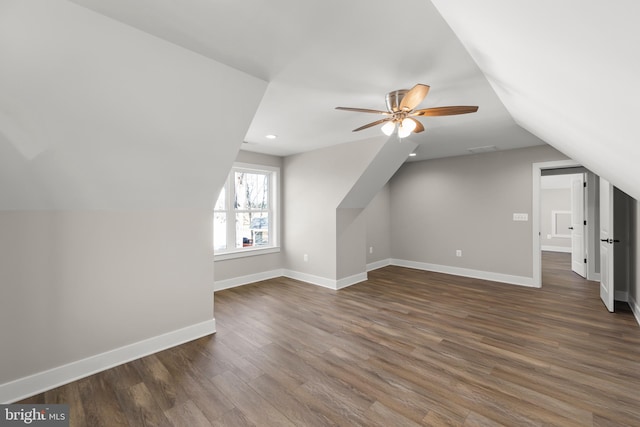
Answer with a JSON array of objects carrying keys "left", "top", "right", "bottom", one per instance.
[{"left": 214, "top": 163, "right": 279, "bottom": 259}]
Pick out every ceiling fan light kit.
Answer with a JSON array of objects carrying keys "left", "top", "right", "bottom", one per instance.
[
  {"left": 381, "top": 121, "right": 396, "bottom": 136},
  {"left": 336, "top": 84, "right": 478, "bottom": 139}
]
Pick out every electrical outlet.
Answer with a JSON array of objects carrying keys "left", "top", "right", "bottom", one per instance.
[
  {"left": 303, "top": 254, "right": 309, "bottom": 262},
  {"left": 369, "top": 246, "right": 373, "bottom": 254},
  {"left": 456, "top": 250, "right": 462, "bottom": 257}
]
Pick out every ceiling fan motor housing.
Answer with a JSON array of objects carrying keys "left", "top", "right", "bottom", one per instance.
[{"left": 385, "top": 89, "right": 409, "bottom": 112}]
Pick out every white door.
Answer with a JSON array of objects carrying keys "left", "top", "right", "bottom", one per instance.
[
  {"left": 570, "top": 174, "right": 586, "bottom": 277},
  {"left": 599, "top": 178, "right": 614, "bottom": 312}
]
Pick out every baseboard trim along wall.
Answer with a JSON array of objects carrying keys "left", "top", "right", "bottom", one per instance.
[
  {"left": 390, "top": 259, "right": 537, "bottom": 288},
  {"left": 215, "top": 259, "right": 536, "bottom": 292},
  {"left": 615, "top": 291, "right": 629, "bottom": 302},
  {"left": 335, "top": 272, "right": 368, "bottom": 290},
  {"left": 281, "top": 270, "right": 367, "bottom": 290},
  {"left": 541, "top": 245, "right": 572, "bottom": 253},
  {"left": 215, "top": 269, "right": 284, "bottom": 291},
  {"left": 280, "top": 270, "right": 335, "bottom": 289},
  {"left": 216, "top": 269, "right": 368, "bottom": 292},
  {"left": 366, "top": 259, "right": 391, "bottom": 272},
  {"left": 0, "top": 319, "right": 216, "bottom": 404},
  {"left": 629, "top": 294, "right": 640, "bottom": 327}
]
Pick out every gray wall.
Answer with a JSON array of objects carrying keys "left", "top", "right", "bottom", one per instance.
[
  {"left": 614, "top": 188, "right": 635, "bottom": 298},
  {"left": 0, "top": 3, "right": 266, "bottom": 398},
  {"left": 364, "top": 184, "right": 392, "bottom": 266},
  {"left": 540, "top": 188, "right": 572, "bottom": 250},
  {"left": 336, "top": 208, "right": 366, "bottom": 279},
  {"left": 283, "top": 137, "right": 386, "bottom": 280},
  {"left": 0, "top": 210, "right": 214, "bottom": 385},
  {"left": 632, "top": 201, "right": 639, "bottom": 316},
  {"left": 389, "top": 145, "right": 568, "bottom": 278}
]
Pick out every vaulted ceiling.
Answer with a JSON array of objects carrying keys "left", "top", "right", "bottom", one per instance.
[
  {"left": 430, "top": 0, "right": 640, "bottom": 200},
  {"left": 2, "top": 0, "right": 639, "bottom": 205},
  {"left": 68, "top": 0, "right": 546, "bottom": 160}
]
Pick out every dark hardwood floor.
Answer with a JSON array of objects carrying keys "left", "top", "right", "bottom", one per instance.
[{"left": 21, "top": 252, "right": 640, "bottom": 426}]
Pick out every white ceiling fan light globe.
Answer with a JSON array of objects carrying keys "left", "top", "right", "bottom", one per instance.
[
  {"left": 401, "top": 117, "right": 417, "bottom": 132},
  {"left": 381, "top": 121, "right": 396, "bottom": 136},
  {"left": 397, "top": 127, "right": 411, "bottom": 138},
  {"left": 398, "top": 118, "right": 417, "bottom": 138}
]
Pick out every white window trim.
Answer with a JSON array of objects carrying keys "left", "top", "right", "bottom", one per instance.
[
  {"left": 214, "top": 246, "right": 280, "bottom": 261},
  {"left": 214, "top": 162, "right": 280, "bottom": 261}
]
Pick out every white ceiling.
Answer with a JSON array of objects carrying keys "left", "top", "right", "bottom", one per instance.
[
  {"left": 430, "top": 0, "right": 640, "bottom": 200},
  {"left": 69, "top": 0, "right": 546, "bottom": 161},
  {"left": 0, "top": 0, "right": 267, "bottom": 209},
  {"left": 3, "top": 0, "right": 639, "bottom": 205}
]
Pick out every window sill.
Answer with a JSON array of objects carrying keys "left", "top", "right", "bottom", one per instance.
[{"left": 214, "top": 246, "right": 280, "bottom": 261}]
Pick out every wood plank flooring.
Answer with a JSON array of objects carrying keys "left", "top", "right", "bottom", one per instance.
[{"left": 20, "top": 252, "right": 640, "bottom": 426}]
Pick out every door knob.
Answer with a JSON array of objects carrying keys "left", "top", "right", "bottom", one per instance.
[
  {"left": 568, "top": 227, "right": 574, "bottom": 230},
  {"left": 600, "top": 238, "right": 621, "bottom": 244}
]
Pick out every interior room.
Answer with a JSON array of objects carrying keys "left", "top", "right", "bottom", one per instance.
[{"left": 2, "top": 1, "right": 640, "bottom": 425}]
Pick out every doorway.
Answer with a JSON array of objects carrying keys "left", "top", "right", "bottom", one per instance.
[
  {"left": 532, "top": 160, "right": 600, "bottom": 286},
  {"left": 540, "top": 172, "right": 587, "bottom": 277},
  {"left": 533, "top": 160, "right": 636, "bottom": 314}
]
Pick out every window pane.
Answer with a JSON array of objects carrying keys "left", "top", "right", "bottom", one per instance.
[
  {"left": 235, "top": 212, "right": 269, "bottom": 248},
  {"left": 213, "top": 213, "right": 227, "bottom": 250},
  {"left": 214, "top": 186, "right": 226, "bottom": 211},
  {"left": 234, "top": 172, "right": 269, "bottom": 210}
]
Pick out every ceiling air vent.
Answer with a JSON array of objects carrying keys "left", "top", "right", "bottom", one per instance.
[{"left": 467, "top": 145, "right": 498, "bottom": 154}]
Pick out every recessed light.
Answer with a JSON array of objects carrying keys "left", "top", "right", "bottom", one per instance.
[
  {"left": 409, "top": 152, "right": 417, "bottom": 157},
  {"left": 265, "top": 134, "right": 277, "bottom": 139}
]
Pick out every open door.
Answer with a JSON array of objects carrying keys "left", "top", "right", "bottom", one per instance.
[
  {"left": 599, "top": 178, "right": 614, "bottom": 312},
  {"left": 570, "top": 174, "right": 586, "bottom": 277}
]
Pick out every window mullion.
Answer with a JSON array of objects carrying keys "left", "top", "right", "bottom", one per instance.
[{"left": 226, "top": 177, "right": 235, "bottom": 250}]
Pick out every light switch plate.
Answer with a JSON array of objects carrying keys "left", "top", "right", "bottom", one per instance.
[{"left": 513, "top": 213, "right": 529, "bottom": 221}]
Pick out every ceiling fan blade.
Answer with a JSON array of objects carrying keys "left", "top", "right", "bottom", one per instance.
[
  {"left": 411, "top": 106, "right": 479, "bottom": 117},
  {"left": 410, "top": 118, "right": 425, "bottom": 133},
  {"left": 353, "top": 118, "right": 393, "bottom": 132},
  {"left": 399, "top": 84, "right": 430, "bottom": 111},
  {"left": 335, "top": 107, "right": 391, "bottom": 115}
]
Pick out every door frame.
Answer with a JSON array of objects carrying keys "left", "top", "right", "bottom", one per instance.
[{"left": 532, "top": 160, "right": 581, "bottom": 287}]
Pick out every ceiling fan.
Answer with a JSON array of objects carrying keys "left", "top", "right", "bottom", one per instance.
[{"left": 335, "top": 84, "right": 478, "bottom": 138}]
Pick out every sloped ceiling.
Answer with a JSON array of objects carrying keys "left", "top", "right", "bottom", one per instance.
[
  {"left": 69, "top": 0, "right": 546, "bottom": 161},
  {"left": 430, "top": 0, "right": 640, "bottom": 200},
  {"left": 3, "top": 0, "right": 637, "bottom": 206},
  {"left": 0, "top": 0, "right": 267, "bottom": 209}
]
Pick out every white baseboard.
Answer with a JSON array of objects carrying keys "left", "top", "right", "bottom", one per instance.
[
  {"left": 217, "top": 258, "right": 537, "bottom": 291},
  {"left": 541, "top": 245, "right": 572, "bottom": 253},
  {"left": 0, "top": 319, "right": 216, "bottom": 404},
  {"left": 615, "top": 291, "right": 629, "bottom": 302},
  {"left": 215, "top": 268, "right": 367, "bottom": 292},
  {"left": 336, "top": 272, "right": 367, "bottom": 289},
  {"left": 390, "top": 259, "right": 537, "bottom": 288},
  {"left": 629, "top": 294, "right": 640, "bottom": 327},
  {"left": 588, "top": 272, "right": 601, "bottom": 282},
  {"left": 282, "top": 269, "right": 337, "bottom": 289},
  {"left": 282, "top": 270, "right": 366, "bottom": 290},
  {"left": 367, "top": 258, "right": 391, "bottom": 272},
  {"left": 215, "top": 269, "right": 284, "bottom": 291}
]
